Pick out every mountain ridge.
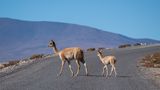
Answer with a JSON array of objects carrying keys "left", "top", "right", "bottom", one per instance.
[{"left": 0, "top": 18, "right": 159, "bottom": 62}]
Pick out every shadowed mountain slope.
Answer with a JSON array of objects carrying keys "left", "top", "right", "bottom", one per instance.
[{"left": 0, "top": 18, "right": 159, "bottom": 61}]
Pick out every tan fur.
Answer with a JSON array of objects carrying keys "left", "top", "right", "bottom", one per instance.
[
  {"left": 48, "top": 40, "right": 88, "bottom": 77},
  {"left": 97, "top": 50, "right": 117, "bottom": 77},
  {"left": 59, "top": 48, "right": 83, "bottom": 61}
]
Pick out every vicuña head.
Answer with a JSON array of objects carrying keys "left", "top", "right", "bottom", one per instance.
[{"left": 48, "top": 40, "right": 88, "bottom": 77}]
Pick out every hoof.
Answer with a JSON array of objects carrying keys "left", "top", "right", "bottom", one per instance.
[
  {"left": 71, "top": 73, "right": 74, "bottom": 77},
  {"left": 73, "top": 75, "right": 78, "bottom": 78},
  {"left": 57, "top": 74, "right": 61, "bottom": 77},
  {"left": 74, "top": 74, "right": 78, "bottom": 77},
  {"left": 102, "top": 74, "right": 105, "bottom": 77},
  {"left": 105, "top": 76, "right": 109, "bottom": 78},
  {"left": 105, "top": 75, "right": 109, "bottom": 78},
  {"left": 86, "top": 73, "right": 89, "bottom": 76}
]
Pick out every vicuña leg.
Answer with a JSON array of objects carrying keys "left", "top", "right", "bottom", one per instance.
[
  {"left": 67, "top": 61, "right": 74, "bottom": 77},
  {"left": 113, "top": 66, "right": 117, "bottom": 77},
  {"left": 75, "top": 60, "right": 80, "bottom": 76},
  {"left": 58, "top": 61, "right": 65, "bottom": 76},
  {"left": 84, "top": 63, "right": 88, "bottom": 75},
  {"left": 80, "top": 60, "right": 88, "bottom": 75},
  {"left": 110, "top": 66, "right": 114, "bottom": 76},
  {"left": 102, "top": 66, "right": 106, "bottom": 76},
  {"left": 105, "top": 65, "right": 108, "bottom": 77}
]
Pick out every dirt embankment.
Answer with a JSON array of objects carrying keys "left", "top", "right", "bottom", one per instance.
[{"left": 0, "top": 54, "right": 53, "bottom": 75}]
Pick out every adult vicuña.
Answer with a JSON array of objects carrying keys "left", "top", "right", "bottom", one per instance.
[
  {"left": 97, "top": 50, "right": 117, "bottom": 77},
  {"left": 48, "top": 40, "right": 88, "bottom": 77}
]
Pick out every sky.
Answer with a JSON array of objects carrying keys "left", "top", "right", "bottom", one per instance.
[{"left": 0, "top": 0, "right": 160, "bottom": 40}]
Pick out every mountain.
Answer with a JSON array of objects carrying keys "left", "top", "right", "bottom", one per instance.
[{"left": 0, "top": 18, "right": 159, "bottom": 62}]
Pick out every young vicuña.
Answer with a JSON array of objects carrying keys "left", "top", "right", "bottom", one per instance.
[{"left": 97, "top": 50, "right": 117, "bottom": 77}]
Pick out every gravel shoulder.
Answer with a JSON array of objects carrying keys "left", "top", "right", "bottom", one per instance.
[{"left": 139, "top": 67, "right": 160, "bottom": 88}]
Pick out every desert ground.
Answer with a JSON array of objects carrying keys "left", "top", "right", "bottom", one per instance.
[{"left": 0, "top": 45, "right": 160, "bottom": 90}]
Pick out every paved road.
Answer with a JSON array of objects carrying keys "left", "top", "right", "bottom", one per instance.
[{"left": 0, "top": 46, "right": 160, "bottom": 90}]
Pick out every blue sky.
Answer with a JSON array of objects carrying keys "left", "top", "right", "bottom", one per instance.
[{"left": 0, "top": 0, "right": 160, "bottom": 40}]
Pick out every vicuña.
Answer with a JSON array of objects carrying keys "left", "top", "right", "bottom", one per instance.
[{"left": 48, "top": 40, "right": 88, "bottom": 77}]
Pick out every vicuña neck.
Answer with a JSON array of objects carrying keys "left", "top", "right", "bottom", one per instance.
[
  {"left": 99, "top": 53, "right": 104, "bottom": 60},
  {"left": 53, "top": 46, "right": 59, "bottom": 54}
]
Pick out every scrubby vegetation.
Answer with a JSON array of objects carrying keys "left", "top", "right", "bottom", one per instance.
[
  {"left": 0, "top": 54, "right": 49, "bottom": 69},
  {"left": 118, "top": 44, "right": 131, "bottom": 48},
  {"left": 98, "top": 47, "right": 105, "bottom": 51},
  {"left": 29, "top": 54, "right": 44, "bottom": 60},
  {"left": 134, "top": 43, "right": 141, "bottom": 46},
  {"left": 87, "top": 48, "right": 96, "bottom": 52},
  {"left": 4, "top": 61, "right": 20, "bottom": 67},
  {"left": 140, "top": 52, "right": 160, "bottom": 68},
  {"left": 0, "top": 60, "right": 20, "bottom": 69}
]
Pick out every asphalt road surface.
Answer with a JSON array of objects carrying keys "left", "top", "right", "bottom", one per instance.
[{"left": 0, "top": 45, "right": 160, "bottom": 90}]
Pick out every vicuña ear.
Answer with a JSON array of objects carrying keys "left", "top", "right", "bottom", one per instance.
[
  {"left": 50, "top": 40, "right": 55, "bottom": 44},
  {"left": 98, "top": 49, "right": 103, "bottom": 53},
  {"left": 51, "top": 40, "right": 54, "bottom": 43},
  {"left": 100, "top": 49, "right": 103, "bottom": 52},
  {"left": 98, "top": 49, "right": 100, "bottom": 53}
]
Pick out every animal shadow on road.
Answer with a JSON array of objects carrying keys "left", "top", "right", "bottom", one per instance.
[
  {"left": 116, "top": 75, "right": 132, "bottom": 78},
  {"left": 79, "top": 74, "right": 132, "bottom": 78},
  {"left": 79, "top": 74, "right": 104, "bottom": 77}
]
